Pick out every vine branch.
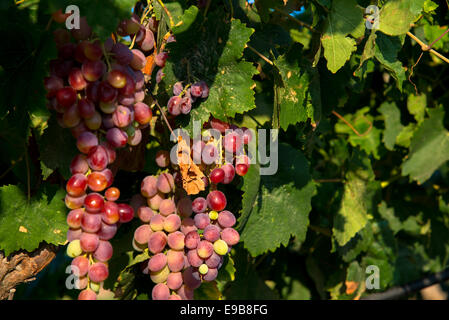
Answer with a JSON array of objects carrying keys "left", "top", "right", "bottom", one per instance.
[{"left": 331, "top": 110, "right": 372, "bottom": 137}]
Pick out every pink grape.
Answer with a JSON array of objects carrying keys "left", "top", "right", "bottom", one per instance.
[
  {"left": 177, "top": 285, "right": 194, "bottom": 300},
  {"left": 111, "top": 43, "right": 133, "bottom": 65},
  {"left": 181, "top": 217, "right": 197, "bottom": 235},
  {"left": 187, "top": 249, "right": 203, "bottom": 268},
  {"left": 67, "top": 228, "right": 82, "bottom": 241},
  {"left": 78, "top": 289, "right": 96, "bottom": 300},
  {"left": 167, "top": 272, "right": 183, "bottom": 290},
  {"left": 118, "top": 203, "right": 134, "bottom": 223},
  {"left": 192, "top": 197, "right": 207, "bottom": 213},
  {"left": 70, "top": 154, "right": 89, "bottom": 175},
  {"left": 71, "top": 256, "right": 89, "bottom": 277},
  {"left": 65, "top": 194, "right": 86, "bottom": 210},
  {"left": 148, "top": 192, "right": 164, "bottom": 210},
  {"left": 148, "top": 253, "right": 168, "bottom": 272},
  {"left": 93, "top": 240, "right": 113, "bottom": 262},
  {"left": 167, "top": 96, "right": 182, "bottom": 116},
  {"left": 205, "top": 252, "right": 222, "bottom": 269},
  {"left": 106, "top": 128, "right": 128, "bottom": 148},
  {"left": 134, "top": 224, "right": 153, "bottom": 245},
  {"left": 207, "top": 190, "right": 227, "bottom": 211},
  {"left": 218, "top": 210, "right": 236, "bottom": 228},
  {"left": 141, "top": 175, "right": 158, "bottom": 198},
  {"left": 130, "top": 49, "right": 146, "bottom": 70},
  {"left": 97, "top": 222, "right": 117, "bottom": 240},
  {"left": 87, "top": 145, "right": 108, "bottom": 171},
  {"left": 67, "top": 208, "right": 84, "bottom": 229},
  {"left": 80, "top": 232, "right": 99, "bottom": 252},
  {"left": 152, "top": 283, "right": 170, "bottom": 300},
  {"left": 221, "top": 227, "right": 240, "bottom": 246},
  {"left": 81, "top": 212, "right": 102, "bottom": 233},
  {"left": 101, "top": 201, "right": 119, "bottom": 224},
  {"left": 157, "top": 173, "right": 174, "bottom": 193},
  {"left": 150, "top": 214, "right": 165, "bottom": 232},
  {"left": 77, "top": 131, "right": 98, "bottom": 154},
  {"left": 203, "top": 225, "right": 221, "bottom": 242},
  {"left": 185, "top": 231, "right": 200, "bottom": 249},
  {"left": 88, "top": 262, "right": 109, "bottom": 283},
  {"left": 221, "top": 163, "right": 235, "bottom": 184},
  {"left": 203, "top": 268, "right": 218, "bottom": 281},
  {"left": 159, "top": 199, "right": 176, "bottom": 216},
  {"left": 138, "top": 206, "right": 154, "bottom": 223},
  {"left": 163, "top": 214, "right": 181, "bottom": 232},
  {"left": 148, "top": 231, "right": 167, "bottom": 254},
  {"left": 197, "top": 240, "right": 214, "bottom": 259},
  {"left": 194, "top": 213, "right": 210, "bottom": 229},
  {"left": 155, "top": 150, "right": 170, "bottom": 168},
  {"left": 167, "top": 231, "right": 185, "bottom": 250},
  {"left": 167, "top": 249, "right": 185, "bottom": 272}
]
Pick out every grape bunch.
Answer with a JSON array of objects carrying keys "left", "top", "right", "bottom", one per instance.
[
  {"left": 45, "top": 12, "right": 162, "bottom": 300},
  {"left": 45, "top": 15, "right": 153, "bottom": 148},
  {"left": 132, "top": 171, "right": 240, "bottom": 300},
  {"left": 167, "top": 81, "right": 209, "bottom": 116}
]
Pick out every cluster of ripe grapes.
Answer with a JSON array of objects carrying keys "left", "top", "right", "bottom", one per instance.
[
  {"left": 167, "top": 81, "right": 209, "bottom": 116},
  {"left": 44, "top": 12, "right": 164, "bottom": 300},
  {"left": 46, "top": 15, "right": 154, "bottom": 147},
  {"left": 132, "top": 172, "right": 240, "bottom": 300}
]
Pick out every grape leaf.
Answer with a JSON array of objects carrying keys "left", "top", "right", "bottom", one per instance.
[
  {"left": 334, "top": 107, "right": 381, "bottom": 159},
  {"left": 240, "top": 144, "right": 316, "bottom": 257},
  {"left": 0, "top": 185, "right": 68, "bottom": 256},
  {"left": 374, "top": 33, "right": 406, "bottom": 90},
  {"left": 407, "top": 94, "right": 427, "bottom": 124},
  {"left": 273, "top": 46, "right": 320, "bottom": 130},
  {"left": 378, "top": 101, "right": 404, "bottom": 151},
  {"left": 161, "top": 7, "right": 257, "bottom": 134},
  {"left": 37, "top": 118, "right": 78, "bottom": 180},
  {"left": 333, "top": 151, "right": 379, "bottom": 246},
  {"left": 402, "top": 107, "right": 449, "bottom": 184},
  {"left": 378, "top": 0, "right": 425, "bottom": 36},
  {"left": 320, "top": 0, "right": 364, "bottom": 73}
]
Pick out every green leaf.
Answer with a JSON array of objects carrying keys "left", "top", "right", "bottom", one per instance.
[
  {"left": 407, "top": 94, "right": 427, "bottom": 124},
  {"left": 320, "top": 0, "right": 364, "bottom": 73},
  {"left": 374, "top": 33, "right": 406, "bottom": 90},
  {"left": 240, "top": 144, "right": 316, "bottom": 256},
  {"left": 0, "top": 185, "right": 68, "bottom": 256},
  {"left": 321, "top": 34, "right": 357, "bottom": 74},
  {"left": 378, "top": 101, "right": 404, "bottom": 150},
  {"left": 402, "top": 107, "right": 449, "bottom": 184},
  {"left": 237, "top": 163, "right": 261, "bottom": 232},
  {"left": 273, "top": 48, "right": 316, "bottom": 130},
  {"left": 333, "top": 151, "right": 379, "bottom": 246},
  {"left": 334, "top": 107, "right": 381, "bottom": 159},
  {"left": 379, "top": 0, "right": 425, "bottom": 36},
  {"left": 37, "top": 118, "right": 78, "bottom": 180},
  {"left": 161, "top": 7, "right": 257, "bottom": 134}
]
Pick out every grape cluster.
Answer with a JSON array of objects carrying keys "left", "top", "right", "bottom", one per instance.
[
  {"left": 132, "top": 171, "right": 240, "bottom": 300},
  {"left": 45, "top": 15, "right": 153, "bottom": 148},
  {"left": 167, "top": 81, "right": 209, "bottom": 116},
  {"left": 45, "top": 13, "right": 161, "bottom": 300}
]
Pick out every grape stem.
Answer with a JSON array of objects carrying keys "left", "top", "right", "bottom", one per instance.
[
  {"left": 273, "top": 8, "right": 318, "bottom": 33},
  {"left": 246, "top": 44, "right": 273, "bottom": 65},
  {"left": 151, "top": 95, "right": 174, "bottom": 136},
  {"left": 406, "top": 31, "right": 449, "bottom": 64},
  {"left": 157, "top": 0, "right": 174, "bottom": 27}
]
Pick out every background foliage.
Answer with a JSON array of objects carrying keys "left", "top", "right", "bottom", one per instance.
[{"left": 2, "top": 0, "right": 449, "bottom": 300}]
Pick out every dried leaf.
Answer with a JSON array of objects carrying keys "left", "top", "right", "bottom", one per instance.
[
  {"left": 143, "top": 52, "right": 156, "bottom": 75},
  {"left": 177, "top": 136, "right": 205, "bottom": 195},
  {"left": 345, "top": 281, "right": 359, "bottom": 295}
]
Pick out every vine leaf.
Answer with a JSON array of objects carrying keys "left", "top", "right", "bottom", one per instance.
[
  {"left": 321, "top": 0, "right": 364, "bottom": 73},
  {"left": 333, "top": 151, "right": 379, "bottom": 246},
  {"left": 273, "top": 45, "right": 321, "bottom": 130},
  {"left": 334, "top": 107, "right": 381, "bottom": 160},
  {"left": 402, "top": 107, "right": 449, "bottom": 184},
  {"left": 374, "top": 33, "right": 406, "bottom": 91},
  {"left": 378, "top": 0, "right": 425, "bottom": 36},
  {"left": 378, "top": 102, "right": 404, "bottom": 151},
  {"left": 0, "top": 185, "right": 68, "bottom": 256},
  {"left": 240, "top": 144, "right": 316, "bottom": 257}
]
